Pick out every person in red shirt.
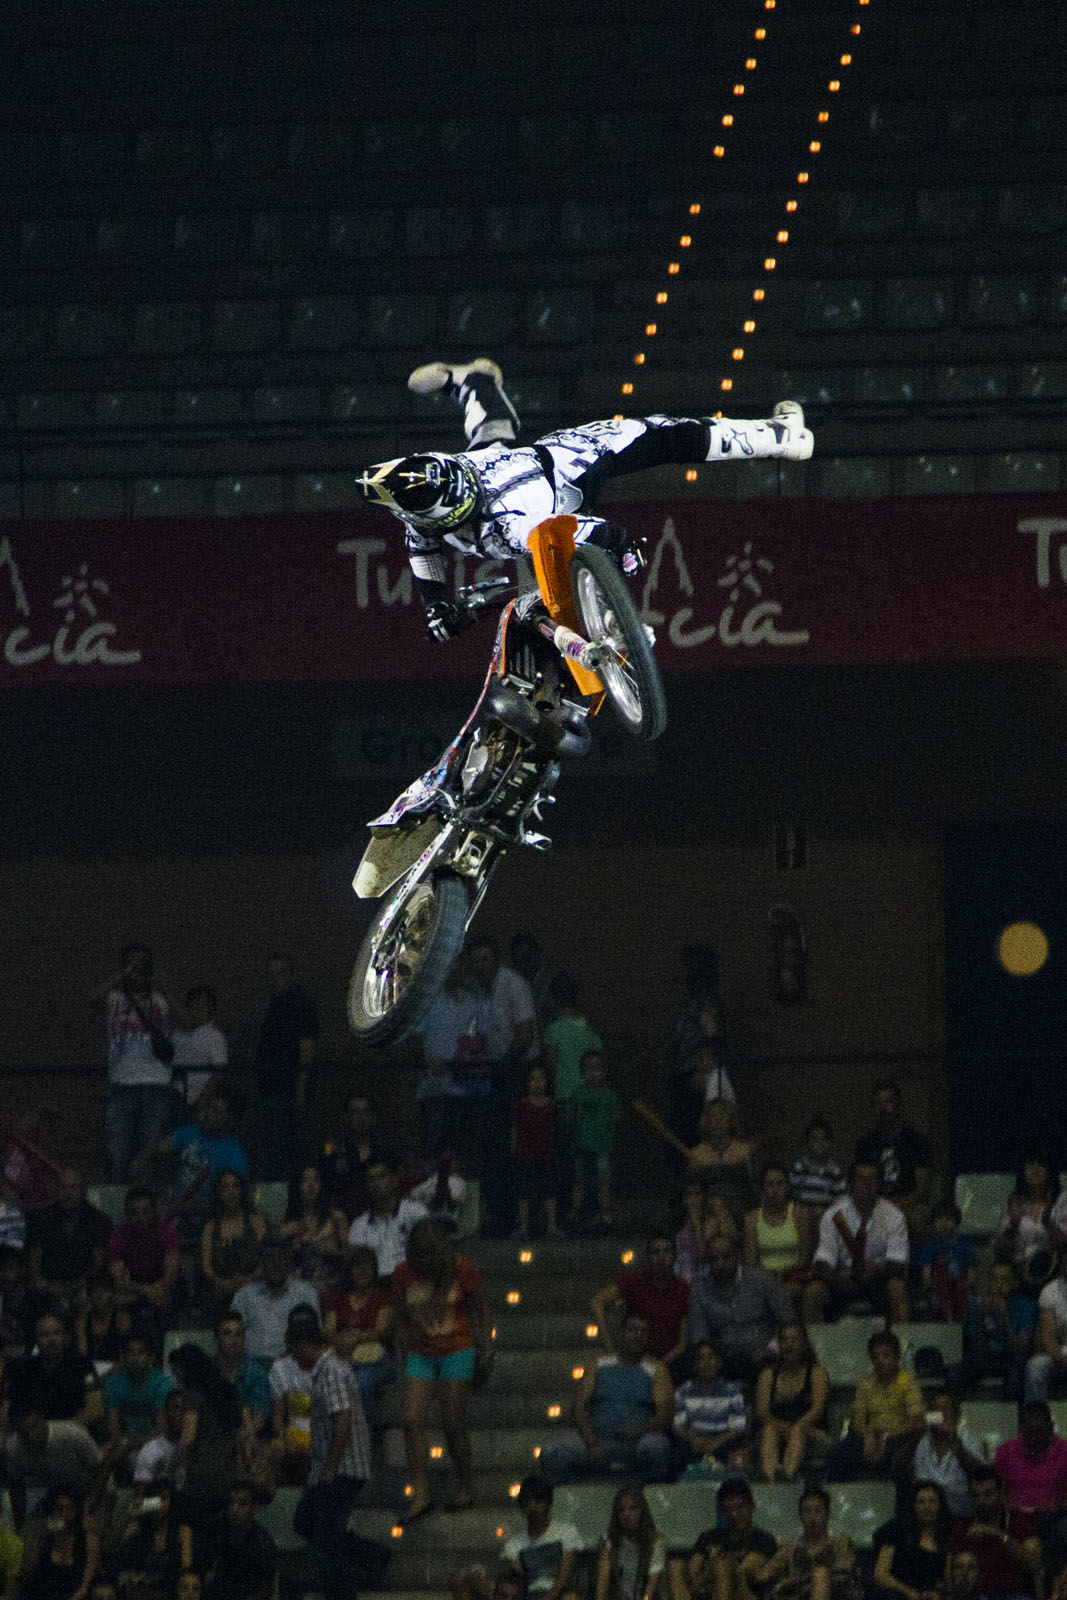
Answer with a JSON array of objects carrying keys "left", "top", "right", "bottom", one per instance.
[
  {"left": 949, "top": 1466, "right": 1043, "bottom": 1597},
  {"left": 393, "top": 1217, "right": 491, "bottom": 1520},
  {"left": 995, "top": 1402, "right": 1067, "bottom": 1513},
  {"left": 590, "top": 1234, "right": 690, "bottom": 1374},
  {"left": 510, "top": 1065, "right": 561, "bottom": 1241}
]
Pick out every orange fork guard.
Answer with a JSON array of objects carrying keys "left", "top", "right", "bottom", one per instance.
[{"left": 527, "top": 514, "right": 607, "bottom": 707}]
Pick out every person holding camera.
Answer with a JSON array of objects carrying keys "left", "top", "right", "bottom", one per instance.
[{"left": 92, "top": 943, "right": 179, "bottom": 1182}]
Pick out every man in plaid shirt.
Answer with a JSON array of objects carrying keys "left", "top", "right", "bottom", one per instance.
[{"left": 290, "top": 1305, "right": 371, "bottom": 1600}]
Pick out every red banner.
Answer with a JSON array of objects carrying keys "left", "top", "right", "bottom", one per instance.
[{"left": 3, "top": 493, "right": 1067, "bottom": 686}]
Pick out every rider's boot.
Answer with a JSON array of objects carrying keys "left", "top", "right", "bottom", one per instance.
[
  {"left": 408, "top": 358, "right": 520, "bottom": 448},
  {"left": 581, "top": 519, "right": 644, "bottom": 576},
  {"left": 705, "top": 401, "right": 813, "bottom": 462}
]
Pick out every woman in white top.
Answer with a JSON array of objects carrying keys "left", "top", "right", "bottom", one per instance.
[
  {"left": 597, "top": 1485, "right": 666, "bottom": 1600},
  {"left": 997, "top": 1155, "right": 1065, "bottom": 1270}
]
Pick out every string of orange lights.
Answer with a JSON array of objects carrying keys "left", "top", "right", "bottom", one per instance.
[{"left": 615, "top": 0, "right": 872, "bottom": 483}]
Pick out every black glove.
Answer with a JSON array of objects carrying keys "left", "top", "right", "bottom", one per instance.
[{"left": 424, "top": 598, "right": 468, "bottom": 643}]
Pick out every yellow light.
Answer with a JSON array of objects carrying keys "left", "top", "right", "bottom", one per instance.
[
  {"left": 753, "top": 288, "right": 765, "bottom": 301},
  {"left": 797, "top": 172, "right": 809, "bottom": 183},
  {"left": 828, "top": 79, "right": 840, "bottom": 91},
  {"left": 612, "top": 413, "right": 623, "bottom": 421},
  {"left": 519, "top": 1250, "right": 532, "bottom": 1264},
  {"left": 732, "top": 348, "right": 744, "bottom": 360},
  {"left": 745, "top": 57, "right": 757, "bottom": 69},
  {"left": 547, "top": 1404, "right": 561, "bottom": 1418},
  {"left": 533, "top": 1446, "right": 542, "bottom": 1458},
  {"left": 713, "top": 145, "right": 726, "bottom": 158},
  {"left": 764, "top": 257, "right": 777, "bottom": 270},
  {"left": 818, "top": 111, "right": 830, "bottom": 122},
  {"left": 391, "top": 1526, "right": 404, "bottom": 1538},
  {"left": 633, "top": 353, "right": 645, "bottom": 365},
  {"left": 685, "top": 469, "right": 699, "bottom": 482},
  {"left": 491, "top": 1327, "right": 497, "bottom": 1339},
  {"left": 645, "top": 323, "right": 657, "bottom": 336},
  {"left": 668, "top": 262, "right": 680, "bottom": 274},
  {"left": 755, "top": 27, "right": 767, "bottom": 38},
  {"left": 689, "top": 203, "right": 701, "bottom": 215},
  {"left": 496, "top": 1527, "right": 504, "bottom": 1539},
  {"left": 722, "top": 114, "right": 734, "bottom": 126},
  {"left": 509, "top": 1483, "right": 521, "bottom": 1498},
  {"left": 586, "top": 1323, "right": 599, "bottom": 1338},
  {"left": 777, "top": 230, "right": 789, "bottom": 242},
  {"left": 572, "top": 1366, "right": 585, "bottom": 1380},
  {"left": 997, "top": 922, "right": 1050, "bottom": 976},
  {"left": 743, "top": 319, "right": 756, "bottom": 332},
  {"left": 809, "top": 141, "right": 821, "bottom": 152},
  {"left": 721, "top": 379, "right": 734, "bottom": 391},
  {"left": 764, "top": 0, "right": 776, "bottom": 8},
  {"left": 430, "top": 1446, "right": 444, "bottom": 1459},
  {"left": 679, "top": 235, "right": 692, "bottom": 247},
  {"left": 840, "top": 53, "right": 852, "bottom": 64},
  {"left": 506, "top": 1291, "right": 520, "bottom": 1305},
  {"left": 786, "top": 200, "right": 797, "bottom": 212},
  {"left": 621, "top": 1250, "right": 634, "bottom": 1264},
  {"left": 733, "top": 83, "right": 745, "bottom": 95},
  {"left": 851, "top": 23, "right": 862, "bottom": 33},
  {"left": 621, "top": 383, "right": 634, "bottom": 396},
  {"left": 404, "top": 1483, "right": 413, "bottom": 1495},
  {"left": 655, "top": 291, "right": 668, "bottom": 304}
]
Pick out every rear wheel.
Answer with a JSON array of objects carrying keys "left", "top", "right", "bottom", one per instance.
[
  {"left": 569, "top": 545, "right": 667, "bottom": 740},
  {"left": 348, "top": 871, "right": 468, "bottom": 1045}
]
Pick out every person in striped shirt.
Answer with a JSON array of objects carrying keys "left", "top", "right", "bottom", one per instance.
[
  {"left": 789, "top": 1120, "right": 847, "bottom": 1214},
  {"left": 672, "top": 1340, "right": 750, "bottom": 1477}
]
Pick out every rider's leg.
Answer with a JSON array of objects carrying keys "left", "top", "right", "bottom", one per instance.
[{"left": 408, "top": 358, "right": 520, "bottom": 448}]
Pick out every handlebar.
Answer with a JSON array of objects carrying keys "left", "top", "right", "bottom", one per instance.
[{"left": 458, "top": 577, "right": 518, "bottom": 612}]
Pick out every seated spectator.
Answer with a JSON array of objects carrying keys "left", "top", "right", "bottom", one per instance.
[
  {"left": 596, "top": 1484, "right": 666, "bottom": 1600},
  {"left": 25, "top": 1167, "right": 110, "bottom": 1315},
  {"left": 964, "top": 1262, "right": 1035, "bottom": 1401},
  {"left": 996, "top": 1154, "right": 1063, "bottom": 1271},
  {"left": 872, "top": 1480, "right": 954, "bottom": 1600},
  {"left": 108, "top": 1188, "right": 182, "bottom": 1332},
  {"left": 114, "top": 1474, "right": 194, "bottom": 1598},
  {"left": 945, "top": 1550, "right": 986, "bottom": 1600},
  {"left": 320, "top": 1093, "right": 389, "bottom": 1222},
  {"left": 282, "top": 1163, "right": 351, "bottom": 1301},
  {"left": 675, "top": 1179, "right": 732, "bottom": 1289},
  {"left": 789, "top": 1119, "right": 847, "bottom": 1216},
  {"left": 171, "top": 983, "right": 228, "bottom": 1110},
  {"left": 214, "top": 1310, "right": 271, "bottom": 1436},
  {"left": 949, "top": 1466, "right": 1042, "bottom": 1599},
  {"left": 0, "top": 1521, "right": 20, "bottom": 1600},
  {"left": 1025, "top": 1258, "right": 1067, "bottom": 1403},
  {"left": 268, "top": 1307, "right": 317, "bottom": 1485},
  {"left": 688, "top": 1100, "right": 756, "bottom": 1229},
  {"left": 104, "top": 1332, "right": 175, "bottom": 1478},
  {"left": 669, "top": 1477, "right": 776, "bottom": 1600},
  {"left": 322, "top": 1244, "right": 396, "bottom": 1414},
  {"left": 0, "top": 1180, "right": 27, "bottom": 1256},
  {"left": 754, "top": 1320, "right": 829, "bottom": 1483},
  {"left": 201, "top": 1480, "right": 277, "bottom": 1600},
  {"left": 199, "top": 1170, "right": 267, "bottom": 1324},
  {"left": 762, "top": 1486, "right": 861, "bottom": 1600},
  {"left": 902, "top": 1392, "right": 985, "bottom": 1519},
  {"left": 20, "top": 1484, "right": 100, "bottom": 1600},
  {"left": 690, "top": 1228, "right": 793, "bottom": 1383},
  {"left": 853, "top": 1081, "right": 936, "bottom": 1240},
  {"left": 994, "top": 1401, "right": 1067, "bottom": 1513},
  {"left": 75, "top": 1272, "right": 128, "bottom": 1369},
  {"left": 802, "top": 1161, "right": 910, "bottom": 1324},
  {"left": 541, "top": 1313, "right": 674, "bottom": 1485},
  {"left": 743, "top": 1164, "right": 813, "bottom": 1288},
  {"left": 5, "top": 1406, "right": 103, "bottom": 1524},
  {"left": 348, "top": 1158, "right": 428, "bottom": 1279},
  {"left": 590, "top": 1234, "right": 690, "bottom": 1372},
  {"left": 166, "top": 1343, "right": 245, "bottom": 1531},
  {"left": 673, "top": 1339, "right": 749, "bottom": 1477},
  {"left": 132, "top": 1388, "right": 186, "bottom": 1485},
  {"left": 0, "top": 1248, "right": 44, "bottom": 1359},
  {"left": 920, "top": 1202, "right": 979, "bottom": 1321},
  {"left": 132, "top": 1086, "right": 249, "bottom": 1247},
  {"left": 229, "top": 1235, "right": 318, "bottom": 1363},
  {"left": 6, "top": 1311, "right": 104, "bottom": 1432},
  {"left": 451, "top": 1569, "right": 523, "bottom": 1600},
  {"left": 825, "top": 1330, "right": 924, "bottom": 1481},
  {"left": 502, "top": 1474, "right": 581, "bottom": 1600}
]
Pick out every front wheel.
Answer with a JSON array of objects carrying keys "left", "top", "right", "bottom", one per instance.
[
  {"left": 348, "top": 871, "right": 468, "bottom": 1045},
  {"left": 570, "top": 545, "right": 667, "bottom": 741}
]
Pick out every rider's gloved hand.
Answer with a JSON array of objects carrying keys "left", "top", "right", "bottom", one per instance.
[{"left": 424, "top": 598, "right": 469, "bottom": 643}]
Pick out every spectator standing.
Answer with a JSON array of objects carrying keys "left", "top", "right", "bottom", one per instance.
[
  {"left": 570, "top": 1050, "right": 620, "bottom": 1230},
  {"left": 672, "top": 1339, "right": 749, "bottom": 1477},
  {"left": 920, "top": 1203, "right": 979, "bottom": 1321},
  {"left": 229, "top": 1237, "right": 319, "bottom": 1363},
  {"left": 470, "top": 934, "right": 539, "bottom": 1233},
  {"left": 289, "top": 1306, "right": 372, "bottom": 1600},
  {"left": 394, "top": 1217, "right": 490, "bottom": 1518},
  {"left": 690, "top": 1230, "right": 793, "bottom": 1383},
  {"left": 762, "top": 1487, "right": 861, "bottom": 1600},
  {"left": 789, "top": 1120, "right": 847, "bottom": 1215},
  {"left": 543, "top": 973, "right": 603, "bottom": 1105},
  {"left": 541, "top": 1313, "right": 673, "bottom": 1484},
  {"left": 872, "top": 1480, "right": 954, "bottom": 1600},
  {"left": 320, "top": 1094, "right": 388, "bottom": 1223},
  {"left": 348, "top": 1159, "right": 428, "bottom": 1280},
  {"left": 511, "top": 930, "right": 551, "bottom": 1023},
  {"left": 948, "top": 1466, "right": 1042, "bottom": 1600},
  {"left": 825, "top": 1330, "right": 924, "bottom": 1481},
  {"left": 803, "top": 1161, "right": 910, "bottom": 1324},
  {"left": 754, "top": 1320, "right": 829, "bottom": 1483},
  {"left": 503, "top": 1475, "right": 581, "bottom": 1600},
  {"left": 282, "top": 1164, "right": 351, "bottom": 1302},
  {"left": 25, "top": 1168, "right": 110, "bottom": 1316},
  {"left": 108, "top": 1189, "right": 182, "bottom": 1334},
  {"left": 95, "top": 942, "right": 176, "bottom": 1181},
  {"left": 670, "top": 1477, "right": 776, "bottom": 1600},
  {"left": 994, "top": 1402, "right": 1067, "bottom": 1514},
  {"left": 667, "top": 943, "right": 728, "bottom": 1154},
  {"left": 413, "top": 962, "right": 479, "bottom": 1158},
  {"left": 590, "top": 1235, "right": 690, "bottom": 1372},
  {"left": 512, "top": 1064, "right": 562, "bottom": 1240},
  {"left": 596, "top": 1484, "right": 666, "bottom": 1600},
  {"left": 199, "top": 1171, "right": 267, "bottom": 1324},
  {"left": 255, "top": 952, "right": 319, "bottom": 1182},
  {"left": 171, "top": 984, "right": 228, "bottom": 1114},
  {"left": 853, "top": 1081, "right": 936, "bottom": 1241},
  {"left": 166, "top": 1342, "right": 245, "bottom": 1531}
]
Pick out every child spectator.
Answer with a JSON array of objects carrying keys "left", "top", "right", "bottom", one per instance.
[
  {"left": 571, "top": 1050, "right": 620, "bottom": 1231},
  {"left": 511, "top": 1064, "right": 561, "bottom": 1240},
  {"left": 789, "top": 1119, "right": 847, "bottom": 1214},
  {"left": 825, "top": 1329, "right": 924, "bottom": 1481},
  {"left": 921, "top": 1202, "right": 979, "bottom": 1321},
  {"left": 673, "top": 1339, "right": 750, "bottom": 1477},
  {"left": 503, "top": 1474, "right": 581, "bottom": 1600},
  {"left": 964, "top": 1261, "right": 1036, "bottom": 1400}
]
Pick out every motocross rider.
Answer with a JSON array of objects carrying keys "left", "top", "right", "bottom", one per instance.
[{"left": 356, "top": 360, "right": 813, "bottom": 642}]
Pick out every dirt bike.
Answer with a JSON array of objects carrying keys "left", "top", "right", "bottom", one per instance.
[{"left": 347, "top": 514, "right": 666, "bottom": 1045}]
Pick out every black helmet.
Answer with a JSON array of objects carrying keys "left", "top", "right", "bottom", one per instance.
[{"left": 357, "top": 453, "right": 480, "bottom": 531}]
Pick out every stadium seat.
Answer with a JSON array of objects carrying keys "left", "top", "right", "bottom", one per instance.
[
  {"left": 163, "top": 1328, "right": 215, "bottom": 1367},
  {"left": 256, "top": 1485, "right": 306, "bottom": 1552},
  {"left": 955, "top": 1174, "right": 1013, "bottom": 1236},
  {"left": 960, "top": 1401, "right": 1016, "bottom": 1455},
  {"left": 255, "top": 1182, "right": 289, "bottom": 1224},
  {"left": 829, "top": 1482, "right": 896, "bottom": 1546},
  {"left": 897, "top": 1322, "right": 963, "bottom": 1374},
  {"left": 551, "top": 1484, "right": 618, "bottom": 1548},
  {"left": 87, "top": 1184, "right": 128, "bottom": 1223},
  {"left": 809, "top": 1320, "right": 879, "bottom": 1387}
]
